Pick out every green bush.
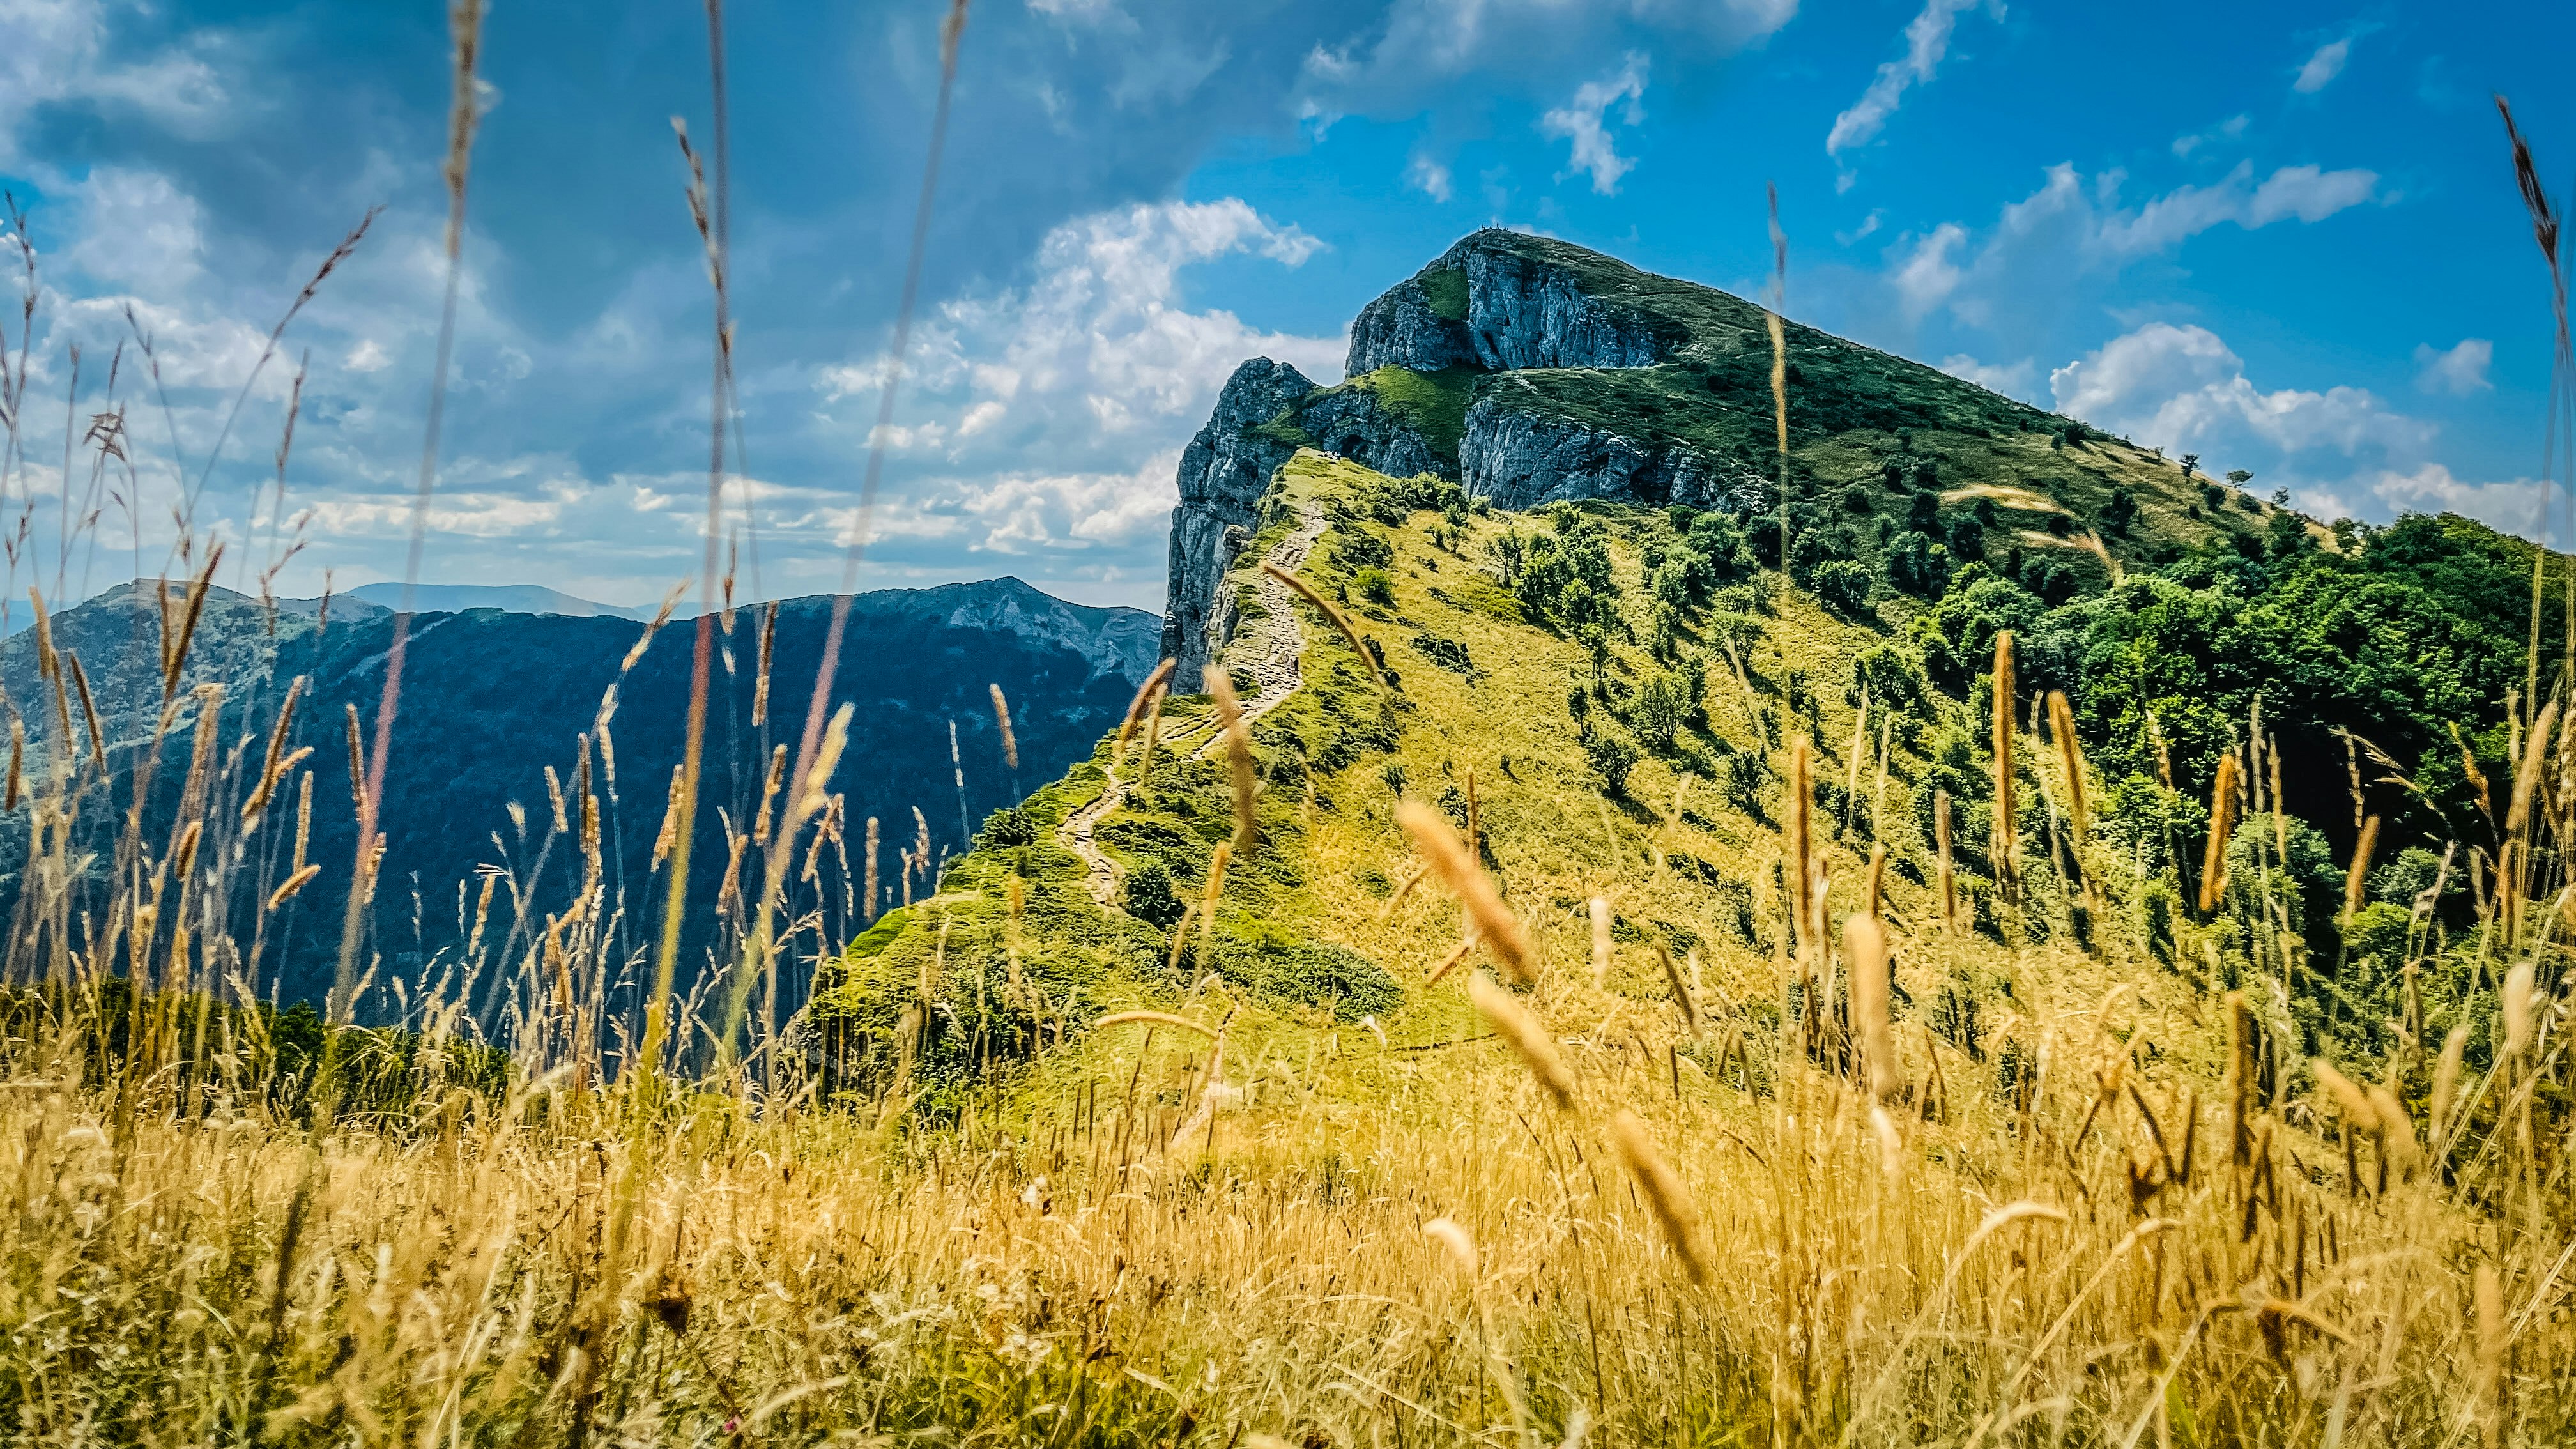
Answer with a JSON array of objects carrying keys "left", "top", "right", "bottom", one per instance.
[
  {"left": 1579, "top": 725, "right": 1640, "bottom": 796},
  {"left": 1810, "top": 558, "right": 1876, "bottom": 618},
  {"left": 1352, "top": 567, "right": 1396, "bottom": 606},
  {"left": 1120, "top": 859, "right": 1187, "bottom": 930},
  {"left": 979, "top": 806, "right": 1037, "bottom": 848}
]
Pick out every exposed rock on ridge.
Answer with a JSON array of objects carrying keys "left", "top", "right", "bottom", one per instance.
[
  {"left": 1346, "top": 230, "right": 1668, "bottom": 376},
  {"left": 1300, "top": 385, "right": 1455, "bottom": 484},
  {"left": 1161, "top": 357, "right": 1315, "bottom": 686},
  {"left": 1459, "top": 397, "right": 1726, "bottom": 510}
]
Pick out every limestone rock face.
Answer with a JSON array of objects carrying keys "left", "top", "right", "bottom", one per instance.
[
  {"left": 1160, "top": 357, "right": 1315, "bottom": 685},
  {"left": 1346, "top": 230, "right": 1667, "bottom": 376},
  {"left": 1459, "top": 398, "right": 1723, "bottom": 510},
  {"left": 1300, "top": 385, "right": 1456, "bottom": 483},
  {"left": 1344, "top": 278, "right": 1480, "bottom": 378}
]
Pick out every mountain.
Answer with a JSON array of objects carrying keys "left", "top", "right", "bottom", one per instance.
[
  {"left": 1162, "top": 228, "right": 2280, "bottom": 684},
  {"left": 0, "top": 575, "right": 1158, "bottom": 1016},
  {"left": 345, "top": 583, "right": 652, "bottom": 619},
  {"left": 834, "top": 230, "right": 2533, "bottom": 1118}
]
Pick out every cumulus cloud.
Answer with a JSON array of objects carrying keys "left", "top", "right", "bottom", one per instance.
[
  {"left": 2293, "top": 35, "right": 2352, "bottom": 94},
  {"left": 804, "top": 197, "right": 1346, "bottom": 579},
  {"left": 0, "top": 0, "right": 234, "bottom": 163},
  {"left": 1406, "top": 153, "right": 1456, "bottom": 203},
  {"left": 2038, "top": 321, "right": 2543, "bottom": 533},
  {"left": 1538, "top": 55, "right": 1649, "bottom": 195},
  {"left": 2412, "top": 339, "right": 2493, "bottom": 395},
  {"left": 1892, "top": 224, "right": 1967, "bottom": 320},
  {"left": 2363, "top": 463, "right": 2551, "bottom": 534},
  {"left": 1936, "top": 353, "right": 2039, "bottom": 401},
  {"left": 1825, "top": 0, "right": 1989, "bottom": 158},
  {"left": 60, "top": 167, "right": 207, "bottom": 289},
  {"left": 1892, "top": 158, "right": 2385, "bottom": 331},
  {"left": 2051, "top": 322, "right": 2432, "bottom": 458}
]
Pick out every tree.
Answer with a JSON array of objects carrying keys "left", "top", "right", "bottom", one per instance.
[
  {"left": 2179, "top": 452, "right": 2200, "bottom": 479},
  {"left": 1630, "top": 670, "right": 1695, "bottom": 750},
  {"left": 1885, "top": 530, "right": 1952, "bottom": 597},
  {"left": 979, "top": 806, "right": 1037, "bottom": 848},
  {"left": 1579, "top": 725, "right": 1639, "bottom": 796},
  {"left": 1811, "top": 558, "right": 1876, "bottom": 618},
  {"left": 2225, "top": 469, "right": 2253, "bottom": 487},
  {"left": 1946, "top": 511, "right": 1987, "bottom": 564},
  {"left": 1906, "top": 489, "right": 1942, "bottom": 535},
  {"left": 1352, "top": 567, "right": 1395, "bottom": 606},
  {"left": 1721, "top": 748, "right": 1767, "bottom": 816},
  {"left": 2101, "top": 486, "right": 2138, "bottom": 535},
  {"left": 1121, "top": 859, "right": 1187, "bottom": 931}
]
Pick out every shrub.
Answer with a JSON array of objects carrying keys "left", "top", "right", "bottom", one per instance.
[
  {"left": 1945, "top": 512, "right": 1986, "bottom": 563},
  {"left": 1721, "top": 748, "right": 1767, "bottom": 815},
  {"left": 1121, "top": 859, "right": 1187, "bottom": 931},
  {"left": 2102, "top": 486, "right": 2138, "bottom": 535},
  {"left": 1884, "top": 529, "right": 1951, "bottom": 597},
  {"left": 1630, "top": 670, "right": 1695, "bottom": 751},
  {"left": 1851, "top": 640, "right": 1928, "bottom": 713},
  {"left": 978, "top": 806, "right": 1038, "bottom": 848},
  {"left": 1352, "top": 567, "right": 1396, "bottom": 607},
  {"left": 1905, "top": 489, "right": 1941, "bottom": 535},
  {"left": 1579, "top": 725, "right": 1639, "bottom": 796},
  {"left": 1809, "top": 558, "right": 1876, "bottom": 618},
  {"left": 1331, "top": 528, "right": 1395, "bottom": 571}
]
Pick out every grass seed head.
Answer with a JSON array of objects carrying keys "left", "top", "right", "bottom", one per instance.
[
  {"left": 1399, "top": 799, "right": 1531, "bottom": 983},
  {"left": 1610, "top": 1109, "right": 1710, "bottom": 1284},
  {"left": 1468, "top": 971, "right": 1573, "bottom": 1107}
]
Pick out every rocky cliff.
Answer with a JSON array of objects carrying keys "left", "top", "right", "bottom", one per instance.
[
  {"left": 1459, "top": 397, "right": 1722, "bottom": 510},
  {"left": 1346, "top": 229, "right": 1669, "bottom": 376},
  {"left": 1161, "top": 357, "right": 1315, "bottom": 686},
  {"left": 1157, "top": 229, "right": 2060, "bottom": 679}
]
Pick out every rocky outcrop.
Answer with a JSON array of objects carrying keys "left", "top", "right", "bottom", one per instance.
[
  {"left": 1298, "top": 383, "right": 1456, "bottom": 482},
  {"left": 1346, "top": 230, "right": 1669, "bottom": 377},
  {"left": 1460, "top": 397, "right": 1726, "bottom": 510},
  {"left": 1160, "top": 357, "right": 1316, "bottom": 686},
  {"left": 1345, "top": 277, "right": 1480, "bottom": 377}
]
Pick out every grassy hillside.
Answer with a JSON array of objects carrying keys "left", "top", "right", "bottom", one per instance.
[{"left": 8, "top": 448, "right": 2570, "bottom": 1443}]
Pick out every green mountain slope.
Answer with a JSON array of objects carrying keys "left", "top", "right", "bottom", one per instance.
[{"left": 818, "top": 448, "right": 2527, "bottom": 1121}]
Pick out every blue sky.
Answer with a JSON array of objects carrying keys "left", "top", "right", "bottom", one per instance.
[{"left": 0, "top": 0, "right": 2568, "bottom": 612}]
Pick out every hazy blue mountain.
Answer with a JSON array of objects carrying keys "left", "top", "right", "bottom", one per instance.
[{"left": 0, "top": 575, "right": 1156, "bottom": 1020}]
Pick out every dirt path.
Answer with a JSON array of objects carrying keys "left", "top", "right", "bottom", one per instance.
[{"left": 1059, "top": 503, "right": 1330, "bottom": 908}]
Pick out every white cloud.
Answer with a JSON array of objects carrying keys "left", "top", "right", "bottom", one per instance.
[
  {"left": 1538, "top": 54, "right": 1648, "bottom": 195},
  {"left": 2172, "top": 114, "right": 2250, "bottom": 158},
  {"left": 0, "top": 0, "right": 233, "bottom": 163},
  {"left": 61, "top": 166, "right": 205, "bottom": 289},
  {"left": 2363, "top": 463, "right": 2552, "bottom": 533},
  {"left": 2051, "top": 322, "right": 2433, "bottom": 459},
  {"left": 806, "top": 197, "right": 1344, "bottom": 565},
  {"left": 1892, "top": 224, "right": 1966, "bottom": 319},
  {"left": 2040, "top": 321, "right": 2533, "bottom": 533},
  {"left": 1836, "top": 210, "right": 1884, "bottom": 245},
  {"left": 1937, "top": 353, "right": 2039, "bottom": 400},
  {"left": 1406, "top": 153, "right": 1455, "bottom": 203},
  {"left": 1895, "top": 158, "right": 2386, "bottom": 326},
  {"left": 1825, "top": 0, "right": 1988, "bottom": 157},
  {"left": 2246, "top": 164, "right": 2380, "bottom": 225},
  {"left": 1298, "top": 0, "right": 1793, "bottom": 105},
  {"left": 2413, "top": 339, "right": 2494, "bottom": 396},
  {"left": 2293, "top": 36, "right": 2352, "bottom": 94}
]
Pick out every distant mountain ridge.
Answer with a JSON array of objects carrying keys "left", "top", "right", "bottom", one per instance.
[{"left": 0, "top": 574, "right": 1158, "bottom": 1015}]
